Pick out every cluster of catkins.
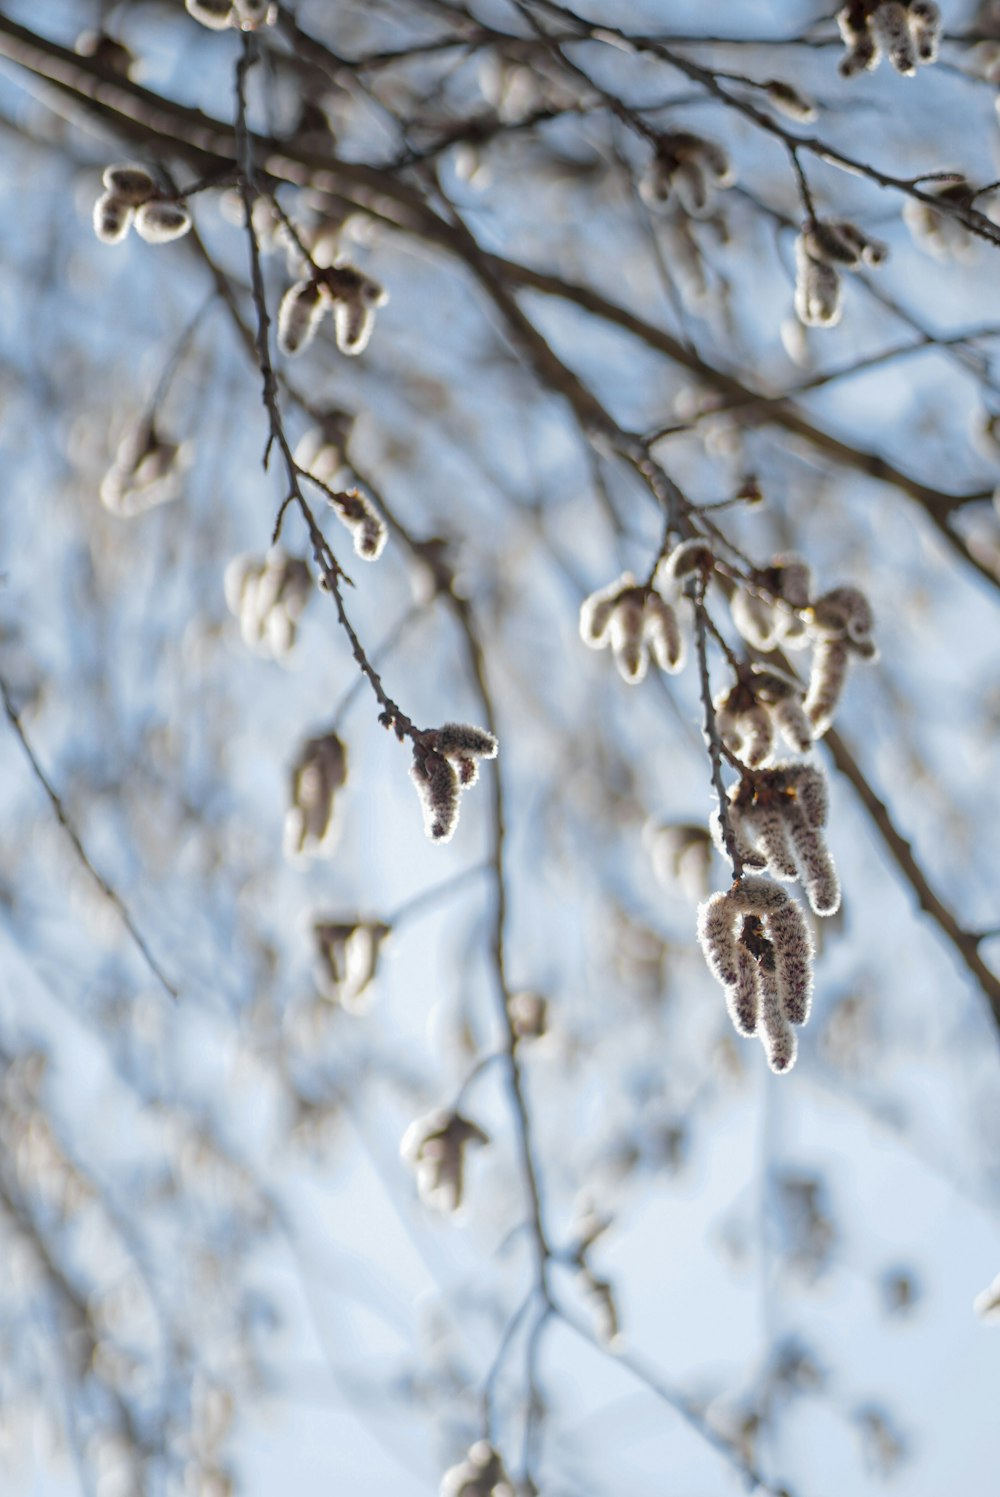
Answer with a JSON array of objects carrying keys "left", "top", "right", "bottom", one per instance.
[
  {"left": 224, "top": 549, "right": 312, "bottom": 660},
  {"left": 837, "top": 1, "right": 941, "bottom": 77},
  {"left": 185, "top": 0, "right": 276, "bottom": 29},
  {"left": 713, "top": 762, "right": 841, "bottom": 919},
  {"left": 794, "top": 217, "right": 887, "bottom": 328},
  {"left": 579, "top": 540, "right": 714, "bottom": 685},
  {"left": 730, "top": 563, "right": 877, "bottom": 738},
  {"left": 400, "top": 1110, "right": 489, "bottom": 1214},
  {"left": 639, "top": 131, "right": 735, "bottom": 215},
  {"left": 100, "top": 422, "right": 187, "bottom": 516},
  {"left": 409, "top": 724, "right": 498, "bottom": 844},
  {"left": 278, "top": 265, "right": 388, "bottom": 358},
  {"left": 698, "top": 877, "right": 814, "bottom": 1073},
  {"left": 714, "top": 665, "right": 814, "bottom": 765},
  {"left": 312, "top": 918, "right": 390, "bottom": 1013},
  {"left": 440, "top": 1442, "right": 513, "bottom": 1497},
  {"left": 93, "top": 165, "right": 191, "bottom": 247},
  {"left": 285, "top": 732, "right": 347, "bottom": 859}
]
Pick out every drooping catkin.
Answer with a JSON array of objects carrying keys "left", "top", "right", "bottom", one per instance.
[
  {"left": 410, "top": 752, "right": 460, "bottom": 844},
  {"left": 795, "top": 243, "right": 842, "bottom": 329},
  {"left": 697, "top": 891, "right": 742, "bottom": 990},
  {"left": 609, "top": 587, "right": 648, "bottom": 683},
  {"left": 747, "top": 805, "right": 799, "bottom": 879},
  {"left": 277, "top": 279, "right": 327, "bottom": 357},
  {"left": 729, "top": 935, "right": 761, "bottom": 1036},
  {"left": 401, "top": 1111, "right": 489, "bottom": 1214},
  {"left": 785, "top": 809, "right": 841, "bottom": 917},
  {"left": 758, "top": 962, "right": 798, "bottom": 1073},
  {"left": 285, "top": 733, "right": 348, "bottom": 859},
  {"left": 326, "top": 489, "right": 387, "bottom": 561},
  {"left": 871, "top": 0, "right": 918, "bottom": 73},
  {"left": 644, "top": 592, "right": 685, "bottom": 672},
  {"left": 698, "top": 879, "right": 814, "bottom": 1071},
  {"left": 804, "top": 638, "right": 850, "bottom": 736},
  {"left": 767, "top": 895, "right": 814, "bottom": 1025},
  {"left": 312, "top": 918, "right": 389, "bottom": 1012}
]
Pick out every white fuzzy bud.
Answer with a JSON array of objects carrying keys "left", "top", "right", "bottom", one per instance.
[
  {"left": 436, "top": 723, "right": 499, "bottom": 761},
  {"left": 795, "top": 242, "right": 843, "bottom": 328},
  {"left": 102, "top": 165, "right": 155, "bottom": 205},
  {"left": 286, "top": 733, "right": 348, "bottom": 859},
  {"left": 326, "top": 489, "right": 387, "bottom": 560},
  {"left": 731, "top": 588, "right": 780, "bottom": 650},
  {"left": 765, "top": 80, "right": 817, "bottom": 123},
  {"left": 402, "top": 1111, "right": 489, "bottom": 1215},
  {"left": 313, "top": 918, "right": 390, "bottom": 1012},
  {"left": 609, "top": 588, "right": 648, "bottom": 683},
  {"left": 278, "top": 279, "right": 327, "bottom": 357},
  {"left": 224, "top": 549, "right": 311, "bottom": 659},
  {"left": 333, "top": 299, "right": 375, "bottom": 356},
  {"left": 580, "top": 575, "right": 629, "bottom": 647},
  {"left": 134, "top": 199, "right": 192, "bottom": 244},
  {"left": 93, "top": 193, "right": 132, "bottom": 244},
  {"left": 644, "top": 591, "right": 685, "bottom": 672}
]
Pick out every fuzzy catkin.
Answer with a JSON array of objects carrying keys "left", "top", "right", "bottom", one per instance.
[
  {"left": 786, "top": 811, "right": 841, "bottom": 916},
  {"left": 102, "top": 165, "right": 155, "bottom": 205},
  {"left": 729, "top": 942, "right": 761, "bottom": 1036},
  {"left": 795, "top": 247, "right": 843, "bottom": 328},
  {"left": 697, "top": 892, "right": 742, "bottom": 990},
  {"left": 93, "top": 194, "right": 132, "bottom": 244},
  {"left": 804, "top": 637, "right": 849, "bottom": 736},
  {"left": 759, "top": 963, "right": 798, "bottom": 1073},
  {"left": 748, "top": 806, "right": 800, "bottom": 879},
  {"left": 277, "top": 279, "right": 326, "bottom": 356},
  {"left": 410, "top": 753, "right": 460, "bottom": 844},
  {"left": 134, "top": 200, "right": 191, "bottom": 244},
  {"left": 644, "top": 592, "right": 685, "bottom": 672},
  {"left": 609, "top": 589, "right": 648, "bottom": 683},
  {"left": 872, "top": 0, "right": 917, "bottom": 74}
]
